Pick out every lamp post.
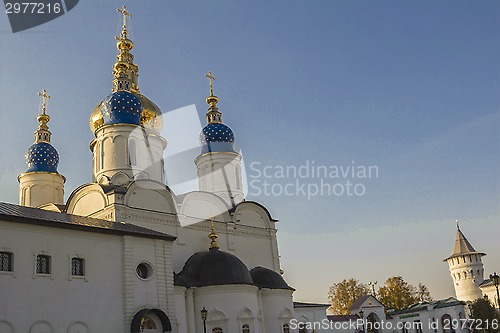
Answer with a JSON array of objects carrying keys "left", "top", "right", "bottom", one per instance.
[
  {"left": 490, "top": 272, "right": 500, "bottom": 309},
  {"left": 359, "top": 309, "right": 365, "bottom": 333},
  {"left": 201, "top": 307, "right": 208, "bottom": 333}
]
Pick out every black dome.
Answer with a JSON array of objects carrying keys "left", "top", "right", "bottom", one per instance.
[
  {"left": 250, "top": 266, "right": 294, "bottom": 290},
  {"left": 176, "top": 248, "right": 253, "bottom": 287}
]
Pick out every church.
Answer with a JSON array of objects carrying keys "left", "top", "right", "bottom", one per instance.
[{"left": 0, "top": 6, "right": 311, "bottom": 333}]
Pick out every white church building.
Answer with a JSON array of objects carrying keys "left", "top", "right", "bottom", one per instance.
[
  {"left": 1, "top": 6, "right": 498, "bottom": 333},
  {"left": 0, "top": 7, "right": 304, "bottom": 333}
]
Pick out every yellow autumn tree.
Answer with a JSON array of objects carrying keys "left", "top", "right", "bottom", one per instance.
[
  {"left": 378, "top": 276, "right": 423, "bottom": 310},
  {"left": 328, "top": 278, "right": 369, "bottom": 315}
]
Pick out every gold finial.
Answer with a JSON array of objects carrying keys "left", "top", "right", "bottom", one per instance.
[
  {"left": 208, "top": 216, "right": 219, "bottom": 249},
  {"left": 38, "top": 89, "right": 50, "bottom": 116},
  {"left": 34, "top": 89, "right": 52, "bottom": 143},
  {"left": 204, "top": 71, "right": 222, "bottom": 124},
  {"left": 112, "top": 6, "right": 139, "bottom": 93},
  {"left": 117, "top": 5, "right": 132, "bottom": 39}
]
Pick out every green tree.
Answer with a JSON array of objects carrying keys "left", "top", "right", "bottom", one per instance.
[
  {"left": 328, "top": 278, "right": 369, "bottom": 315},
  {"left": 377, "top": 276, "right": 419, "bottom": 310},
  {"left": 469, "top": 298, "right": 500, "bottom": 333}
]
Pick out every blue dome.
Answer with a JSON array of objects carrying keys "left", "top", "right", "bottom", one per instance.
[
  {"left": 101, "top": 91, "right": 142, "bottom": 126},
  {"left": 25, "top": 142, "right": 59, "bottom": 173},
  {"left": 200, "top": 123, "right": 235, "bottom": 153}
]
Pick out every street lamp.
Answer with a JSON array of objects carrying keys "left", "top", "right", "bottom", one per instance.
[
  {"left": 490, "top": 272, "right": 500, "bottom": 308},
  {"left": 359, "top": 309, "right": 365, "bottom": 333},
  {"left": 201, "top": 307, "right": 208, "bottom": 333}
]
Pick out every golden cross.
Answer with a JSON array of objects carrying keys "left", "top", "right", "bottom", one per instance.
[
  {"left": 38, "top": 89, "right": 50, "bottom": 115},
  {"left": 205, "top": 71, "right": 216, "bottom": 95},
  {"left": 117, "top": 6, "right": 132, "bottom": 37}
]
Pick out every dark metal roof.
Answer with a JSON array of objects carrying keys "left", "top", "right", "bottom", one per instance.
[
  {"left": 175, "top": 248, "right": 254, "bottom": 287},
  {"left": 444, "top": 227, "right": 485, "bottom": 261},
  {"left": 349, "top": 295, "right": 371, "bottom": 310},
  {"left": 250, "top": 266, "right": 295, "bottom": 291},
  {"left": 479, "top": 278, "right": 493, "bottom": 287},
  {"left": 0, "top": 202, "right": 176, "bottom": 241},
  {"left": 388, "top": 297, "right": 465, "bottom": 316},
  {"left": 293, "top": 302, "right": 330, "bottom": 308}
]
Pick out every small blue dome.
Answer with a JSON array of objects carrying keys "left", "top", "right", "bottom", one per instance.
[
  {"left": 25, "top": 142, "right": 59, "bottom": 173},
  {"left": 101, "top": 91, "right": 142, "bottom": 126},
  {"left": 200, "top": 123, "right": 235, "bottom": 153}
]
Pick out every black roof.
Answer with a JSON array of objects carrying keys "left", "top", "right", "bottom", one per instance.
[
  {"left": 0, "top": 202, "right": 176, "bottom": 241},
  {"left": 175, "top": 248, "right": 254, "bottom": 287},
  {"left": 293, "top": 302, "right": 330, "bottom": 308},
  {"left": 250, "top": 266, "right": 294, "bottom": 290}
]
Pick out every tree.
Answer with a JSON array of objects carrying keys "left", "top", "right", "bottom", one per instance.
[
  {"left": 415, "top": 283, "right": 433, "bottom": 302},
  {"left": 377, "top": 276, "right": 419, "bottom": 310},
  {"left": 328, "top": 278, "right": 369, "bottom": 315},
  {"left": 469, "top": 297, "right": 500, "bottom": 333}
]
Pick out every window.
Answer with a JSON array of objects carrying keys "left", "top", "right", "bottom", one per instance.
[
  {"left": 71, "top": 257, "right": 85, "bottom": 276},
  {"left": 283, "top": 324, "right": 290, "bottom": 333},
  {"left": 299, "top": 327, "right": 307, "bottom": 333},
  {"left": 36, "top": 255, "right": 51, "bottom": 274},
  {"left": 212, "top": 328, "right": 223, "bottom": 333},
  {"left": 128, "top": 140, "right": 137, "bottom": 166},
  {"left": 242, "top": 324, "right": 250, "bottom": 333},
  {"left": 0, "top": 252, "right": 13, "bottom": 272},
  {"left": 136, "top": 262, "right": 153, "bottom": 280}
]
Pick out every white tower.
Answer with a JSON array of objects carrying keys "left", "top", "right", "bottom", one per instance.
[
  {"left": 88, "top": 6, "right": 166, "bottom": 186},
  {"left": 194, "top": 72, "right": 244, "bottom": 206},
  {"left": 18, "top": 90, "right": 65, "bottom": 208},
  {"left": 444, "top": 223, "right": 486, "bottom": 302}
]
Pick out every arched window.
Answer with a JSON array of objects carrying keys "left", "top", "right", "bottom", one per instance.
[
  {"left": 235, "top": 166, "right": 242, "bottom": 189},
  {"left": 100, "top": 139, "right": 106, "bottom": 169},
  {"left": 464, "top": 271, "right": 467, "bottom": 279},
  {"left": 283, "top": 324, "right": 290, "bottom": 333},
  {"left": 71, "top": 257, "right": 85, "bottom": 276},
  {"left": 212, "top": 328, "right": 223, "bottom": 333},
  {"left": 36, "top": 255, "right": 51, "bottom": 274},
  {"left": 242, "top": 324, "right": 250, "bottom": 333},
  {"left": 0, "top": 251, "right": 13, "bottom": 272},
  {"left": 128, "top": 139, "right": 137, "bottom": 166}
]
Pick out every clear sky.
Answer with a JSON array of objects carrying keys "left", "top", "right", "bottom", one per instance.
[{"left": 0, "top": 0, "right": 499, "bottom": 303}]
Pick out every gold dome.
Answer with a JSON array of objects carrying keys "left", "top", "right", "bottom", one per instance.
[
  {"left": 89, "top": 94, "right": 162, "bottom": 134},
  {"left": 137, "top": 93, "right": 163, "bottom": 134},
  {"left": 89, "top": 101, "right": 104, "bottom": 132}
]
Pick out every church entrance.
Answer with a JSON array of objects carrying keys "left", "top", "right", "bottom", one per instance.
[{"left": 130, "top": 309, "right": 172, "bottom": 333}]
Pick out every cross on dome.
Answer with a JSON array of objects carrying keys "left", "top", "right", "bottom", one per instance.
[
  {"left": 205, "top": 71, "right": 216, "bottom": 96},
  {"left": 117, "top": 5, "right": 132, "bottom": 39},
  {"left": 38, "top": 89, "right": 50, "bottom": 116}
]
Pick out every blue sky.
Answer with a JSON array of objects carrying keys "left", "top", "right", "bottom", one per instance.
[{"left": 0, "top": 1, "right": 499, "bottom": 303}]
